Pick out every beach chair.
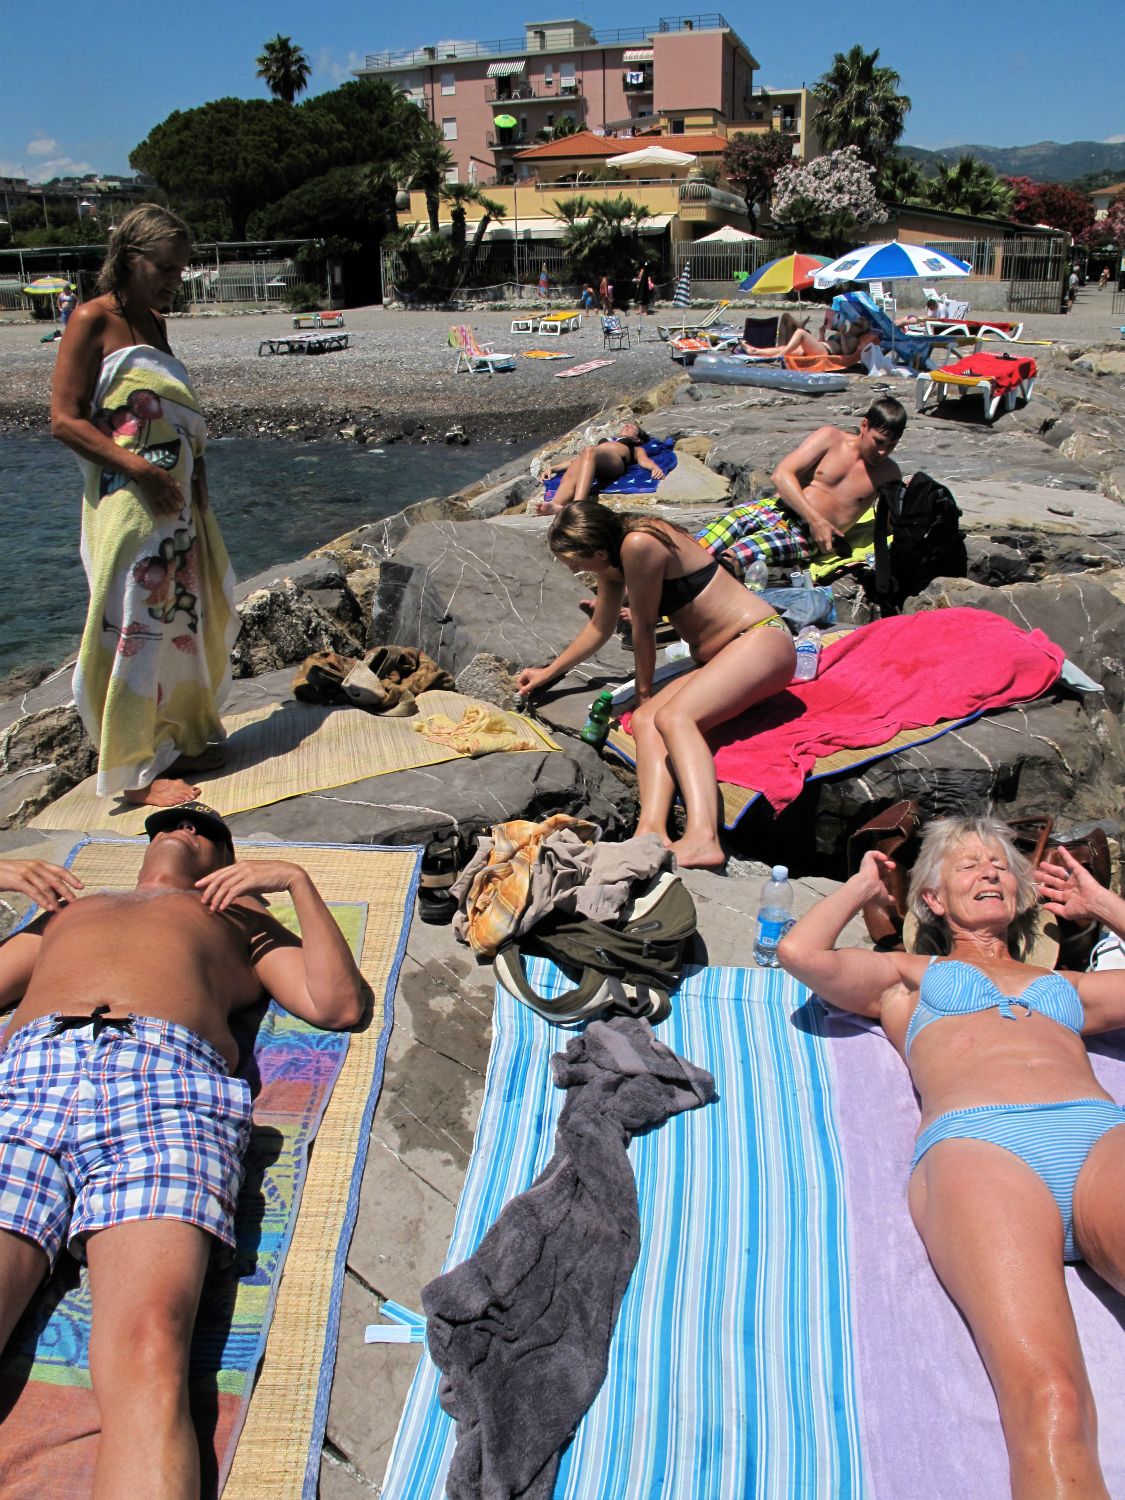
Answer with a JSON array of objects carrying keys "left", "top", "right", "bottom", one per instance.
[
  {"left": 916, "top": 352, "right": 1037, "bottom": 422},
  {"left": 833, "top": 290, "right": 962, "bottom": 368},
  {"left": 537, "top": 310, "right": 582, "bottom": 336},
  {"left": 741, "top": 316, "right": 779, "bottom": 349},
  {"left": 669, "top": 335, "right": 711, "bottom": 364},
  {"left": 656, "top": 299, "right": 731, "bottom": 341},
  {"left": 602, "top": 315, "right": 631, "bottom": 351},
  {"left": 451, "top": 325, "right": 516, "bottom": 375}
]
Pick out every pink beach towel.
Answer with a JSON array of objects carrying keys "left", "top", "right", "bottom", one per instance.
[{"left": 626, "top": 609, "right": 1064, "bottom": 812}]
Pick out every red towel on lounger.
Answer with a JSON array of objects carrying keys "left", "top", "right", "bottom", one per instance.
[
  {"left": 624, "top": 609, "right": 1064, "bottom": 812},
  {"left": 938, "top": 353, "right": 1037, "bottom": 392}
]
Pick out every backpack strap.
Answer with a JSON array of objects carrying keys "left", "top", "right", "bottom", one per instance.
[{"left": 872, "top": 479, "right": 900, "bottom": 602}]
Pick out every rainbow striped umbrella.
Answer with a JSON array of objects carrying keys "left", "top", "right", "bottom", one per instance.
[{"left": 738, "top": 253, "right": 831, "bottom": 296}]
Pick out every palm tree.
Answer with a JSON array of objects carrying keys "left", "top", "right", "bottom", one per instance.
[
  {"left": 557, "top": 195, "right": 652, "bottom": 288},
  {"left": 442, "top": 182, "right": 505, "bottom": 254},
  {"left": 878, "top": 154, "right": 927, "bottom": 206},
  {"left": 926, "top": 156, "right": 1014, "bottom": 217},
  {"left": 813, "top": 45, "right": 910, "bottom": 172},
  {"left": 405, "top": 128, "right": 455, "bottom": 234},
  {"left": 256, "top": 35, "right": 311, "bottom": 104}
]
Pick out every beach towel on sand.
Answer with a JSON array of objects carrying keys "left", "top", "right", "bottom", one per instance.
[
  {"left": 624, "top": 609, "right": 1064, "bottom": 812},
  {"left": 73, "top": 345, "right": 238, "bottom": 797}
]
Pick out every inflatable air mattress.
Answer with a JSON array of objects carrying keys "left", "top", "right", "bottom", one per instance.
[{"left": 688, "top": 353, "right": 850, "bottom": 393}]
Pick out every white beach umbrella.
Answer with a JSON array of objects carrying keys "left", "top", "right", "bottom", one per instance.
[
  {"left": 692, "top": 226, "right": 763, "bottom": 243},
  {"left": 813, "top": 241, "right": 972, "bottom": 289},
  {"left": 605, "top": 145, "right": 698, "bottom": 169}
]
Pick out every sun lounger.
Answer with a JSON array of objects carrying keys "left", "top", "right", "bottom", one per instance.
[
  {"left": 916, "top": 351, "right": 1037, "bottom": 421},
  {"left": 919, "top": 317, "right": 1025, "bottom": 342},
  {"left": 670, "top": 335, "right": 712, "bottom": 364},
  {"left": 656, "top": 299, "right": 731, "bottom": 340},
  {"left": 537, "top": 310, "right": 582, "bottom": 336},
  {"left": 291, "top": 311, "right": 345, "bottom": 329},
  {"left": 833, "top": 290, "right": 961, "bottom": 367},
  {"left": 451, "top": 324, "right": 516, "bottom": 374},
  {"left": 258, "top": 331, "right": 349, "bottom": 355}
]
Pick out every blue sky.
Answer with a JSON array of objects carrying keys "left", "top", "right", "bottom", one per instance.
[{"left": 2, "top": 0, "right": 1122, "bottom": 181}]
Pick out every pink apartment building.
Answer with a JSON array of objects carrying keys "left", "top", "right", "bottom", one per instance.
[{"left": 355, "top": 14, "right": 771, "bottom": 185}]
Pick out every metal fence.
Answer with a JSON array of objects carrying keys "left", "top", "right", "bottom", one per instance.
[
  {"left": 1004, "top": 236, "right": 1069, "bottom": 314},
  {"left": 671, "top": 237, "right": 787, "bottom": 284},
  {"left": 178, "top": 258, "right": 306, "bottom": 307}
]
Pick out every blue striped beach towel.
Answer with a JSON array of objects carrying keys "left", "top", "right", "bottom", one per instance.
[{"left": 380, "top": 963, "right": 868, "bottom": 1500}]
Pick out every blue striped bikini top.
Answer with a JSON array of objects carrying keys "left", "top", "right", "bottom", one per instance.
[{"left": 904, "top": 957, "right": 1084, "bottom": 1059}]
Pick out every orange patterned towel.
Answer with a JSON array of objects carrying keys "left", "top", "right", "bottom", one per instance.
[{"left": 455, "top": 814, "right": 598, "bottom": 957}]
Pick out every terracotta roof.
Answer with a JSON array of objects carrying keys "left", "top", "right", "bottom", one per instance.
[
  {"left": 1090, "top": 179, "right": 1125, "bottom": 198},
  {"left": 515, "top": 129, "right": 729, "bottom": 160}
]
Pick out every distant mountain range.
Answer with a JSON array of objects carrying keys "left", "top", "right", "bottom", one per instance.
[{"left": 900, "top": 140, "right": 1125, "bottom": 184}]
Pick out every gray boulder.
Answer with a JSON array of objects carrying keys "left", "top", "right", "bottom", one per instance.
[
  {"left": 0, "top": 669, "right": 96, "bottom": 828},
  {"left": 232, "top": 577, "right": 365, "bottom": 679}
]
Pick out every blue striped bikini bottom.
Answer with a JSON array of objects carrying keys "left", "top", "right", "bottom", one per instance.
[{"left": 911, "top": 1097, "right": 1125, "bottom": 1262}]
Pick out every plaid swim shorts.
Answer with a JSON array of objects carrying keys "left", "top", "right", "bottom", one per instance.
[
  {"left": 0, "top": 1013, "right": 252, "bottom": 1267},
  {"left": 694, "top": 498, "right": 813, "bottom": 580}
]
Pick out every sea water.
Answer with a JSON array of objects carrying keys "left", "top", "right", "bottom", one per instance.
[{"left": 0, "top": 435, "right": 532, "bottom": 677}]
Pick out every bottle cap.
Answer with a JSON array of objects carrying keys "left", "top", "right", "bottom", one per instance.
[{"left": 771, "top": 865, "right": 788, "bottom": 881}]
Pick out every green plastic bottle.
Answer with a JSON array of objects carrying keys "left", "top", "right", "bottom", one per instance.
[{"left": 580, "top": 690, "right": 614, "bottom": 749}]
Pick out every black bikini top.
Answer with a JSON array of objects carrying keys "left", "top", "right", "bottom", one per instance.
[{"left": 659, "top": 558, "right": 719, "bottom": 615}]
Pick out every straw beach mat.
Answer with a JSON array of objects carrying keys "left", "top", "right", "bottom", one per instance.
[
  {"left": 0, "top": 835, "right": 420, "bottom": 1500},
  {"left": 31, "top": 690, "right": 558, "bottom": 835}
]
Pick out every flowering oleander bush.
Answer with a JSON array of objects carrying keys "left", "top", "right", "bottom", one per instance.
[
  {"left": 773, "top": 146, "right": 884, "bottom": 229},
  {"left": 771, "top": 147, "right": 884, "bottom": 251}
]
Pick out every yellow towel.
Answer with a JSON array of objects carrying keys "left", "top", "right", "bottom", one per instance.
[
  {"left": 73, "top": 346, "right": 238, "bottom": 796},
  {"left": 414, "top": 704, "right": 540, "bottom": 757}
]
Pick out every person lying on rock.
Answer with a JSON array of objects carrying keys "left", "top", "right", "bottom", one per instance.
[
  {"left": 516, "top": 504, "right": 794, "bottom": 869},
  {"left": 537, "top": 421, "right": 665, "bottom": 515},
  {"left": 779, "top": 815, "right": 1125, "bottom": 1500},
  {"left": 0, "top": 807, "right": 365, "bottom": 1500},
  {"left": 696, "top": 397, "right": 906, "bottom": 581}
]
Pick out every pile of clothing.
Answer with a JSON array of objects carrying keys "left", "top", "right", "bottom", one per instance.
[{"left": 293, "top": 645, "right": 453, "bottom": 717}]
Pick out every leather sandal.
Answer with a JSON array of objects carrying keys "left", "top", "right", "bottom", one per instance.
[{"left": 417, "top": 830, "right": 461, "bottom": 924}]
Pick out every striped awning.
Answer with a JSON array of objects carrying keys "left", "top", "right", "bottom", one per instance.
[
  {"left": 622, "top": 48, "right": 654, "bottom": 62},
  {"left": 487, "top": 60, "right": 526, "bottom": 77}
]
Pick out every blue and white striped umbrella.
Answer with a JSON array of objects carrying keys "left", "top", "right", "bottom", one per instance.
[
  {"left": 813, "top": 241, "right": 972, "bottom": 289},
  {"left": 672, "top": 264, "right": 692, "bottom": 306}
]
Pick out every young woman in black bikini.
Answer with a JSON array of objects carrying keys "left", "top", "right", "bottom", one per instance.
[
  {"left": 516, "top": 503, "right": 795, "bottom": 869},
  {"left": 537, "top": 421, "right": 666, "bottom": 515}
]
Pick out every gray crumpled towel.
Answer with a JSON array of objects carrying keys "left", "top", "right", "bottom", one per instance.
[{"left": 421, "top": 1016, "right": 716, "bottom": 1500}]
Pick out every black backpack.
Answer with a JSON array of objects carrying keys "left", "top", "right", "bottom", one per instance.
[{"left": 871, "top": 472, "right": 967, "bottom": 614}]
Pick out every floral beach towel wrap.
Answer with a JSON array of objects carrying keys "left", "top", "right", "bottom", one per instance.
[{"left": 73, "top": 345, "right": 239, "bottom": 797}]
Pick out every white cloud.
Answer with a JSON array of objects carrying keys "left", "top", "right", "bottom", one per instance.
[
  {"left": 26, "top": 155, "right": 96, "bottom": 183},
  {"left": 1104, "top": 133, "right": 1125, "bottom": 144},
  {"left": 26, "top": 137, "right": 58, "bottom": 157},
  {"left": 315, "top": 48, "right": 365, "bottom": 85}
]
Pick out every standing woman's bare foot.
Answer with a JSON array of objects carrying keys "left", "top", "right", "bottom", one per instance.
[{"left": 123, "top": 778, "right": 201, "bottom": 807}]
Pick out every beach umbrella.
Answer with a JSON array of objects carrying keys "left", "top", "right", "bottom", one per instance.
[
  {"left": 22, "top": 275, "right": 72, "bottom": 294},
  {"left": 672, "top": 264, "right": 692, "bottom": 306},
  {"left": 605, "top": 145, "right": 697, "bottom": 169},
  {"left": 537, "top": 263, "right": 549, "bottom": 298},
  {"left": 693, "top": 226, "right": 763, "bottom": 243},
  {"left": 738, "top": 253, "right": 831, "bottom": 296},
  {"left": 813, "top": 241, "right": 972, "bottom": 290},
  {"left": 494, "top": 114, "right": 517, "bottom": 129}
]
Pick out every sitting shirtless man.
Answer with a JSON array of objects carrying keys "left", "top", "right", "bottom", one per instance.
[
  {"left": 695, "top": 396, "right": 906, "bottom": 581},
  {"left": 0, "top": 804, "right": 365, "bottom": 1500}
]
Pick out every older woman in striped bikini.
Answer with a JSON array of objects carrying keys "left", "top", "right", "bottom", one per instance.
[{"left": 779, "top": 814, "right": 1125, "bottom": 1500}]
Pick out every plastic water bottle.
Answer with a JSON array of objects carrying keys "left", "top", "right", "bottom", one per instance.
[
  {"left": 753, "top": 865, "right": 794, "bottom": 968},
  {"left": 579, "top": 690, "right": 614, "bottom": 749},
  {"left": 744, "top": 558, "right": 769, "bottom": 593},
  {"left": 793, "top": 626, "right": 822, "bottom": 682}
]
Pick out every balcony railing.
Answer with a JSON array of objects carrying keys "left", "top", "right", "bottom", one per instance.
[
  {"left": 622, "top": 71, "right": 654, "bottom": 92},
  {"left": 363, "top": 14, "right": 731, "bottom": 69},
  {"left": 486, "top": 82, "right": 554, "bottom": 103},
  {"left": 488, "top": 133, "right": 532, "bottom": 149}
]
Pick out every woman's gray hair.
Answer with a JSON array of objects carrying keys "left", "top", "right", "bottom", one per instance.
[
  {"left": 94, "top": 203, "right": 192, "bottom": 298},
  {"left": 906, "top": 814, "right": 1040, "bottom": 957}
]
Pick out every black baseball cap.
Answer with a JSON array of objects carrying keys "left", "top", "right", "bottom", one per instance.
[{"left": 144, "top": 801, "right": 234, "bottom": 854}]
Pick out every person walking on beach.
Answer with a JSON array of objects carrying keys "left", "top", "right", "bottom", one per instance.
[
  {"left": 51, "top": 204, "right": 239, "bottom": 809},
  {"left": 599, "top": 275, "right": 613, "bottom": 314},
  {"left": 634, "top": 264, "right": 655, "bottom": 315},
  {"left": 56, "top": 284, "right": 77, "bottom": 331}
]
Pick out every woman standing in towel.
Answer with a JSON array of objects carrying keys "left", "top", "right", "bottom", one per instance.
[
  {"left": 779, "top": 816, "right": 1125, "bottom": 1500},
  {"left": 51, "top": 204, "right": 238, "bottom": 807},
  {"left": 516, "top": 503, "right": 795, "bottom": 868}
]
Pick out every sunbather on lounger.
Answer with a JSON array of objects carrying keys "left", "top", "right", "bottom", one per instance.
[
  {"left": 740, "top": 314, "right": 878, "bottom": 362},
  {"left": 0, "top": 809, "right": 365, "bottom": 1500},
  {"left": 537, "top": 421, "right": 665, "bottom": 515},
  {"left": 780, "top": 816, "right": 1125, "bottom": 1500},
  {"left": 697, "top": 397, "right": 906, "bottom": 579}
]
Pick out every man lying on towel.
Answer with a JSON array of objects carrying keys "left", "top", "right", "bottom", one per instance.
[
  {"left": 696, "top": 396, "right": 906, "bottom": 581},
  {"left": 0, "top": 805, "right": 365, "bottom": 1500}
]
